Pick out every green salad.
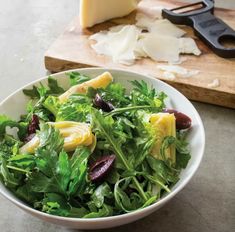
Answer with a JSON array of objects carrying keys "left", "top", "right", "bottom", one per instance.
[{"left": 0, "top": 71, "right": 191, "bottom": 218}]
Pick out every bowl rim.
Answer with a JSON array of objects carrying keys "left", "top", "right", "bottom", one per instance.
[{"left": 0, "top": 67, "right": 205, "bottom": 222}]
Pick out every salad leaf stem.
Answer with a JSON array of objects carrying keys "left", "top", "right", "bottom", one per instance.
[
  {"left": 106, "top": 106, "right": 159, "bottom": 117},
  {"left": 6, "top": 165, "right": 30, "bottom": 174},
  {"left": 146, "top": 175, "right": 171, "bottom": 193}
]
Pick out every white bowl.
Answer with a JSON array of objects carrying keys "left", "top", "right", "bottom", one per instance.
[{"left": 0, "top": 68, "right": 205, "bottom": 229}]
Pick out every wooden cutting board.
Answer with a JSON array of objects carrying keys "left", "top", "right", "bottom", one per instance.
[{"left": 44, "top": 0, "right": 235, "bottom": 109}]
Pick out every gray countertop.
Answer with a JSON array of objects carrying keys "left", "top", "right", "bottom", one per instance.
[{"left": 0, "top": 1, "right": 234, "bottom": 232}]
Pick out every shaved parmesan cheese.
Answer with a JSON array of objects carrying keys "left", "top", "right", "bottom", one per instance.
[
  {"left": 89, "top": 12, "right": 201, "bottom": 65},
  {"left": 90, "top": 25, "right": 140, "bottom": 65},
  {"left": 179, "top": 38, "right": 201, "bottom": 56},
  {"left": 207, "top": 79, "right": 220, "bottom": 88},
  {"left": 169, "top": 57, "right": 188, "bottom": 65},
  {"left": 142, "top": 35, "right": 181, "bottom": 63},
  {"left": 136, "top": 13, "right": 156, "bottom": 29},
  {"left": 157, "top": 65, "right": 200, "bottom": 78},
  {"left": 134, "top": 38, "right": 148, "bottom": 58},
  {"left": 150, "top": 19, "right": 186, "bottom": 38},
  {"left": 136, "top": 14, "right": 186, "bottom": 38}
]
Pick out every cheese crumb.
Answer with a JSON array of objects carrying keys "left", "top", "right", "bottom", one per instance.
[
  {"left": 207, "top": 79, "right": 220, "bottom": 88},
  {"left": 157, "top": 65, "right": 200, "bottom": 78},
  {"left": 163, "top": 71, "right": 176, "bottom": 80}
]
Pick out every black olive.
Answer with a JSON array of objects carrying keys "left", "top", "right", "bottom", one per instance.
[
  {"left": 163, "top": 109, "right": 192, "bottom": 130},
  {"left": 93, "top": 94, "right": 114, "bottom": 112},
  {"left": 89, "top": 154, "right": 116, "bottom": 182},
  {"left": 28, "top": 114, "right": 40, "bottom": 134}
]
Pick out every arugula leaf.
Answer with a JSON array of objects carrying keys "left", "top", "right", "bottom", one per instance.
[
  {"left": 23, "top": 86, "right": 40, "bottom": 99},
  {"left": 37, "top": 123, "right": 64, "bottom": 153},
  {"left": 146, "top": 156, "right": 179, "bottom": 186},
  {"left": 48, "top": 77, "right": 65, "bottom": 94},
  {"left": 83, "top": 204, "right": 113, "bottom": 218},
  {"left": 131, "top": 80, "right": 156, "bottom": 99},
  {"left": 23, "top": 77, "right": 65, "bottom": 99},
  {"left": 98, "top": 83, "right": 129, "bottom": 107},
  {"left": 0, "top": 158, "right": 19, "bottom": 188},
  {"left": 69, "top": 207, "right": 89, "bottom": 218},
  {"left": 67, "top": 72, "right": 90, "bottom": 86},
  {"left": 91, "top": 183, "right": 113, "bottom": 208},
  {"left": 160, "top": 136, "right": 176, "bottom": 163},
  {"left": 114, "top": 177, "right": 156, "bottom": 213},
  {"left": 16, "top": 183, "right": 41, "bottom": 204},
  {"left": 130, "top": 80, "right": 166, "bottom": 110},
  {"left": 175, "top": 132, "right": 191, "bottom": 169},
  {"left": 43, "top": 96, "right": 61, "bottom": 117},
  {"left": 91, "top": 110, "right": 130, "bottom": 170},
  {"left": 57, "top": 101, "right": 91, "bottom": 122},
  {"left": 42, "top": 193, "right": 70, "bottom": 216}
]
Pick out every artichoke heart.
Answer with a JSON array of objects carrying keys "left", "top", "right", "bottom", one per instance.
[
  {"left": 150, "top": 113, "right": 176, "bottom": 164},
  {"left": 59, "top": 71, "right": 113, "bottom": 103},
  {"left": 20, "top": 121, "right": 95, "bottom": 153}
]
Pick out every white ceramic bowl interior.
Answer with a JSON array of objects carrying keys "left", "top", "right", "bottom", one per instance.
[{"left": 0, "top": 68, "right": 205, "bottom": 229}]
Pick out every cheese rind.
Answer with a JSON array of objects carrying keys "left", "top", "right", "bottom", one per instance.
[{"left": 80, "top": 0, "right": 139, "bottom": 28}]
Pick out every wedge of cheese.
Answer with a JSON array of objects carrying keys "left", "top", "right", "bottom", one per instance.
[{"left": 80, "top": 0, "right": 140, "bottom": 28}]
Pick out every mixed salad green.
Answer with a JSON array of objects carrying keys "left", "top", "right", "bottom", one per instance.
[{"left": 0, "top": 72, "right": 191, "bottom": 218}]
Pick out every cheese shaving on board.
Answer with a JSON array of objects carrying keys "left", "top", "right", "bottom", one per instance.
[
  {"left": 136, "top": 13, "right": 186, "bottom": 38},
  {"left": 207, "top": 79, "right": 220, "bottom": 88},
  {"left": 157, "top": 65, "right": 200, "bottom": 78},
  {"left": 90, "top": 25, "right": 140, "bottom": 65},
  {"left": 142, "top": 35, "right": 181, "bottom": 63}
]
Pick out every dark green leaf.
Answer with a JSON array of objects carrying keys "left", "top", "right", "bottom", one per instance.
[
  {"left": 42, "top": 193, "right": 70, "bottom": 216},
  {"left": 43, "top": 96, "right": 61, "bottom": 116},
  {"left": 23, "top": 86, "right": 40, "bottom": 99},
  {"left": 67, "top": 72, "right": 90, "bottom": 86},
  {"left": 68, "top": 147, "right": 91, "bottom": 196},
  {"left": 83, "top": 204, "right": 113, "bottom": 218},
  {"left": 37, "top": 123, "right": 64, "bottom": 153},
  {"left": 57, "top": 151, "right": 71, "bottom": 192},
  {"left": 48, "top": 77, "right": 65, "bottom": 94},
  {"left": 0, "top": 158, "right": 19, "bottom": 188},
  {"left": 9, "top": 154, "right": 35, "bottom": 170},
  {"left": 91, "top": 183, "right": 113, "bottom": 208}
]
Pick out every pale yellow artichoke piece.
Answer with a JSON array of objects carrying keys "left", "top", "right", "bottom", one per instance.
[
  {"left": 150, "top": 113, "right": 176, "bottom": 164},
  {"left": 20, "top": 121, "right": 95, "bottom": 153},
  {"left": 19, "top": 136, "right": 40, "bottom": 154},
  {"left": 58, "top": 71, "right": 113, "bottom": 103}
]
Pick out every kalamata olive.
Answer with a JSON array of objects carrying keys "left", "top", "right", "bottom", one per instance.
[
  {"left": 163, "top": 109, "right": 192, "bottom": 130},
  {"left": 89, "top": 154, "right": 116, "bottom": 182},
  {"left": 28, "top": 115, "right": 40, "bottom": 134},
  {"left": 93, "top": 94, "right": 114, "bottom": 112}
]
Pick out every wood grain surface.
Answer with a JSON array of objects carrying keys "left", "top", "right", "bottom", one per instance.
[{"left": 44, "top": 0, "right": 235, "bottom": 108}]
